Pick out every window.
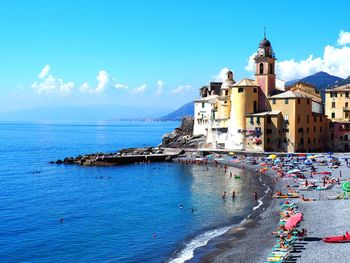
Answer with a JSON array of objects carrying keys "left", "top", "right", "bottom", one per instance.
[
  {"left": 272, "top": 99, "right": 276, "bottom": 104},
  {"left": 269, "top": 64, "right": 273, "bottom": 74},
  {"left": 202, "top": 102, "right": 205, "bottom": 108},
  {"left": 346, "top": 113, "right": 349, "bottom": 118},
  {"left": 345, "top": 135, "right": 348, "bottom": 140},
  {"left": 284, "top": 137, "right": 287, "bottom": 143},
  {"left": 253, "top": 101, "right": 257, "bottom": 112},
  {"left": 320, "top": 126, "right": 323, "bottom": 132},
  {"left": 320, "top": 116, "right": 322, "bottom": 122},
  {"left": 266, "top": 129, "right": 272, "bottom": 134},
  {"left": 300, "top": 138, "right": 304, "bottom": 144},
  {"left": 346, "top": 102, "right": 349, "bottom": 108},
  {"left": 314, "top": 126, "right": 316, "bottom": 132},
  {"left": 238, "top": 88, "right": 244, "bottom": 93},
  {"left": 267, "top": 138, "right": 270, "bottom": 143},
  {"left": 250, "top": 116, "right": 254, "bottom": 124},
  {"left": 267, "top": 116, "right": 272, "bottom": 124},
  {"left": 297, "top": 114, "right": 300, "bottom": 123},
  {"left": 306, "top": 127, "right": 309, "bottom": 133},
  {"left": 285, "top": 99, "right": 289, "bottom": 104},
  {"left": 314, "top": 116, "right": 317, "bottom": 122},
  {"left": 331, "top": 133, "right": 334, "bottom": 139},
  {"left": 224, "top": 101, "right": 227, "bottom": 104},
  {"left": 253, "top": 88, "right": 257, "bottom": 93},
  {"left": 307, "top": 99, "right": 310, "bottom": 104},
  {"left": 332, "top": 102, "right": 336, "bottom": 108},
  {"left": 256, "top": 117, "right": 260, "bottom": 124},
  {"left": 313, "top": 138, "right": 316, "bottom": 143},
  {"left": 285, "top": 128, "right": 289, "bottom": 133},
  {"left": 298, "top": 128, "right": 304, "bottom": 133},
  {"left": 259, "top": 63, "right": 264, "bottom": 74},
  {"left": 334, "top": 92, "right": 338, "bottom": 97},
  {"left": 298, "top": 98, "right": 301, "bottom": 104},
  {"left": 346, "top": 92, "right": 349, "bottom": 98},
  {"left": 308, "top": 138, "right": 311, "bottom": 143},
  {"left": 307, "top": 115, "right": 309, "bottom": 123},
  {"left": 331, "top": 112, "right": 335, "bottom": 118}
]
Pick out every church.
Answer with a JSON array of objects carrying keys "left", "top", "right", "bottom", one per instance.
[{"left": 193, "top": 35, "right": 328, "bottom": 152}]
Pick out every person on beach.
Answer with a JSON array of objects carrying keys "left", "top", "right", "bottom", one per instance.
[
  {"left": 232, "top": 190, "right": 235, "bottom": 199},
  {"left": 230, "top": 172, "right": 232, "bottom": 178},
  {"left": 254, "top": 192, "right": 258, "bottom": 202},
  {"left": 222, "top": 191, "right": 226, "bottom": 199}
]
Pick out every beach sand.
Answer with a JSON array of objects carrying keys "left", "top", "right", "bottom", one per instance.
[{"left": 185, "top": 152, "right": 350, "bottom": 263}]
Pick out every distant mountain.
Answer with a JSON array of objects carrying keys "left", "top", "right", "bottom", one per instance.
[
  {"left": 332, "top": 76, "right": 350, "bottom": 87},
  {"left": 160, "top": 101, "right": 194, "bottom": 121},
  {"left": 0, "top": 104, "right": 172, "bottom": 122},
  {"left": 286, "top": 71, "right": 344, "bottom": 91}
]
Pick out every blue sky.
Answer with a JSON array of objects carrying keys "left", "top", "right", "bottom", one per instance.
[{"left": 0, "top": 0, "right": 350, "bottom": 112}]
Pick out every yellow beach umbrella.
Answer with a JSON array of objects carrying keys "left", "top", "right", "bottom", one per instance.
[{"left": 268, "top": 154, "right": 277, "bottom": 159}]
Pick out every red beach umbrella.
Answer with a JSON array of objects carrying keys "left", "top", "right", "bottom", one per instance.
[{"left": 285, "top": 213, "right": 303, "bottom": 230}]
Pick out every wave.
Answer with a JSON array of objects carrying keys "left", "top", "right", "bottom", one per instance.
[{"left": 168, "top": 220, "right": 245, "bottom": 263}]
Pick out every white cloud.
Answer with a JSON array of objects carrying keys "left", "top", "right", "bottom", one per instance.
[
  {"left": 32, "top": 74, "right": 74, "bottom": 94},
  {"left": 245, "top": 31, "right": 350, "bottom": 81},
  {"left": 155, "top": 80, "right": 164, "bottom": 95},
  {"left": 131, "top": 84, "right": 147, "bottom": 94},
  {"left": 171, "top": 84, "right": 192, "bottom": 94},
  {"left": 38, "top": 64, "right": 51, "bottom": 79},
  {"left": 338, "top": 30, "right": 350, "bottom": 46},
  {"left": 212, "top": 67, "right": 233, "bottom": 82},
  {"left": 95, "top": 70, "right": 109, "bottom": 93},
  {"left": 114, "top": 83, "right": 129, "bottom": 90}
]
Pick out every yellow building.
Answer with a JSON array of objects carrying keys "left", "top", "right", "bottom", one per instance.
[
  {"left": 325, "top": 84, "right": 350, "bottom": 151},
  {"left": 193, "top": 34, "right": 330, "bottom": 152}
]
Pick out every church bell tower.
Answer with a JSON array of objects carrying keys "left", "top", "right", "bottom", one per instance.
[{"left": 254, "top": 33, "right": 276, "bottom": 111}]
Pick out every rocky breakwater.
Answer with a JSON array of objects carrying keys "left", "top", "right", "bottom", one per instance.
[
  {"left": 161, "top": 116, "right": 205, "bottom": 148},
  {"left": 52, "top": 147, "right": 184, "bottom": 166}
]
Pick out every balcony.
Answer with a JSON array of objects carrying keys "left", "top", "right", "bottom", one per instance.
[{"left": 343, "top": 107, "right": 350, "bottom": 112}]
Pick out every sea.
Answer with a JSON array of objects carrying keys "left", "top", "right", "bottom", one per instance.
[{"left": 0, "top": 122, "right": 263, "bottom": 263}]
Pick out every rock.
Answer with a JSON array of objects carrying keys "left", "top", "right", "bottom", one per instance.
[
  {"left": 55, "top": 159, "right": 63, "bottom": 164},
  {"left": 63, "top": 157, "right": 74, "bottom": 164}
]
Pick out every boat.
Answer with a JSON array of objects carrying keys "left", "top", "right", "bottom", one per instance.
[{"left": 323, "top": 232, "right": 350, "bottom": 243}]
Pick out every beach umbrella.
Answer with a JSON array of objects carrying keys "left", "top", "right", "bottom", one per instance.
[
  {"left": 268, "top": 154, "right": 277, "bottom": 160},
  {"left": 229, "top": 152, "right": 235, "bottom": 155},
  {"left": 298, "top": 153, "right": 306, "bottom": 157},
  {"left": 304, "top": 159, "right": 313, "bottom": 165},
  {"left": 342, "top": 182, "right": 350, "bottom": 192},
  {"left": 285, "top": 213, "right": 303, "bottom": 230}
]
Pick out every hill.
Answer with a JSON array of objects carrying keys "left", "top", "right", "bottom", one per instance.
[
  {"left": 286, "top": 71, "right": 343, "bottom": 91},
  {"left": 160, "top": 101, "right": 194, "bottom": 121}
]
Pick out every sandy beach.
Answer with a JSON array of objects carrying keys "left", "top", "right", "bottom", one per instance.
[{"left": 179, "top": 152, "right": 350, "bottom": 263}]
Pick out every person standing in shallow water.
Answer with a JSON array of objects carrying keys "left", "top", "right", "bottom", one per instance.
[{"left": 254, "top": 192, "right": 258, "bottom": 202}]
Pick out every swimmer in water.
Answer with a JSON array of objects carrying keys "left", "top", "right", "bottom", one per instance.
[
  {"left": 180, "top": 204, "right": 183, "bottom": 209},
  {"left": 222, "top": 191, "right": 226, "bottom": 198}
]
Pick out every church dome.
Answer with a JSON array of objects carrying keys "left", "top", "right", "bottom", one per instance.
[{"left": 259, "top": 37, "right": 271, "bottom": 48}]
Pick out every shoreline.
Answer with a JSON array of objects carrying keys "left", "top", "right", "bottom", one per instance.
[{"left": 169, "top": 154, "right": 276, "bottom": 263}]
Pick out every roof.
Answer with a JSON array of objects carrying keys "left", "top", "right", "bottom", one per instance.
[
  {"left": 269, "top": 90, "right": 310, "bottom": 99},
  {"left": 259, "top": 37, "right": 271, "bottom": 48},
  {"left": 194, "top": 95, "right": 218, "bottom": 103},
  {"left": 246, "top": 110, "right": 281, "bottom": 117},
  {"left": 325, "top": 84, "right": 350, "bottom": 92},
  {"left": 232, "top": 78, "right": 258, "bottom": 87}
]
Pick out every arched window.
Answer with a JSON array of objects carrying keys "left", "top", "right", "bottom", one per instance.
[
  {"left": 269, "top": 63, "right": 274, "bottom": 74},
  {"left": 259, "top": 63, "right": 264, "bottom": 74},
  {"left": 238, "top": 88, "right": 244, "bottom": 93},
  {"left": 253, "top": 101, "right": 257, "bottom": 112}
]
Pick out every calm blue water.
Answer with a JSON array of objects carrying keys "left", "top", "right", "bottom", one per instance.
[{"left": 0, "top": 122, "right": 260, "bottom": 263}]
